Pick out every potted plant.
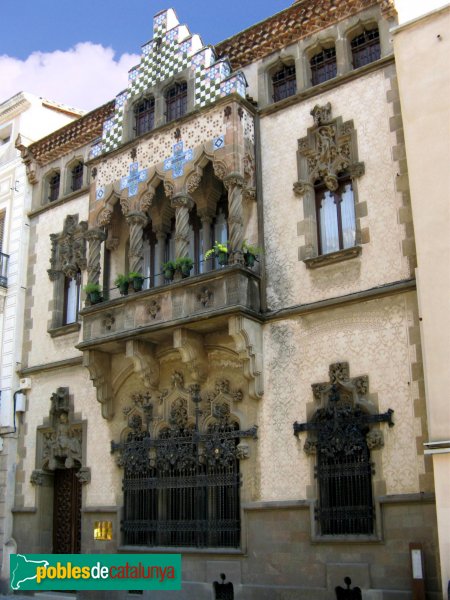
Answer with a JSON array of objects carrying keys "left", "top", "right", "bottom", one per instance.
[
  {"left": 114, "top": 273, "right": 129, "bottom": 296},
  {"left": 83, "top": 282, "right": 102, "bottom": 305},
  {"left": 205, "top": 241, "right": 229, "bottom": 266},
  {"left": 174, "top": 256, "right": 194, "bottom": 278},
  {"left": 242, "top": 240, "right": 263, "bottom": 268},
  {"left": 161, "top": 260, "right": 176, "bottom": 281},
  {"left": 129, "top": 271, "right": 145, "bottom": 292}
]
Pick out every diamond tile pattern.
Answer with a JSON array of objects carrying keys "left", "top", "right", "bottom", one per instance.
[{"left": 102, "top": 8, "right": 246, "bottom": 154}]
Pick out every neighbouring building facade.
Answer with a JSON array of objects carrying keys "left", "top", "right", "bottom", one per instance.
[
  {"left": 10, "top": 1, "right": 444, "bottom": 598},
  {"left": 0, "top": 92, "right": 81, "bottom": 591}
]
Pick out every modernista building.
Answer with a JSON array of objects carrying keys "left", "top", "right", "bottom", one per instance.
[{"left": 8, "top": 0, "right": 448, "bottom": 598}]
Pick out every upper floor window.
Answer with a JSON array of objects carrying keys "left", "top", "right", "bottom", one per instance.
[
  {"left": 135, "top": 97, "right": 155, "bottom": 136},
  {"left": 272, "top": 64, "right": 297, "bottom": 102},
  {"left": 63, "top": 271, "right": 81, "bottom": 325},
  {"left": 70, "top": 161, "right": 84, "bottom": 192},
  {"left": 310, "top": 47, "right": 337, "bottom": 86},
  {"left": 316, "top": 178, "right": 355, "bottom": 255},
  {"left": 166, "top": 82, "right": 187, "bottom": 122},
  {"left": 48, "top": 172, "right": 60, "bottom": 202},
  {"left": 351, "top": 28, "right": 381, "bottom": 69}
]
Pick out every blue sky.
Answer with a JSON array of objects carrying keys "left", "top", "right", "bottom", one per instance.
[
  {"left": 1, "top": 1, "right": 287, "bottom": 58},
  {"left": 0, "top": 1, "right": 288, "bottom": 110}
]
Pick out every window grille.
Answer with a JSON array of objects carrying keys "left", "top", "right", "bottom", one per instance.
[
  {"left": 166, "top": 82, "right": 188, "bottom": 122},
  {"left": 113, "top": 405, "right": 257, "bottom": 548},
  {"left": 48, "top": 173, "right": 60, "bottom": 202},
  {"left": 351, "top": 28, "right": 380, "bottom": 69},
  {"left": 135, "top": 97, "right": 155, "bottom": 136},
  {"left": 71, "top": 162, "right": 83, "bottom": 192},
  {"left": 272, "top": 64, "right": 297, "bottom": 102},
  {"left": 310, "top": 47, "right": 337, "bottom": 86}
]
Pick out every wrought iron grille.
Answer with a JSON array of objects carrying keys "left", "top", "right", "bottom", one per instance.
[
  {"left": 351, "top": 28, "right": 381, "bottom": 69},
  {"left": 316, "top": 439, "right": 374, "bottom": 535},
  {"left": 71, "top": 162, "right": 83, "bottom": 192},
  {"left": 310, "top": 47, "right": 337, "bottom": 86},
  {"left": 135, "top": 97, "right": 155, "bottom": 136},
  {"left": 272, "top": 64, "right": 297, "bottom": 102},
  {"left": 48, "top": 172, "right": 60, "bottom": 202},
  {"left": 166, "top": 82, "right": 188, "bottom": 122},
  {"left": 113, "top": 411, "right": 256, "bottom": 548}
]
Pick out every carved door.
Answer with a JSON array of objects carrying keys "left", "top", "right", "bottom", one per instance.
[{"left": 53, "top": 468, "right": 81, "bottom": 553}]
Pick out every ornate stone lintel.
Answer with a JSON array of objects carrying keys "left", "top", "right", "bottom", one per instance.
[{"left": 293, "top": 181, "right": 314, "bottom": 197}]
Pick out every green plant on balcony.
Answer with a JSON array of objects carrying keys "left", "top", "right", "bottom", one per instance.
[
  {"left": 129, "top": 271, "right": 145, "bottom": 292},
  {"left": 83, "top": 282, "right": 102, "bottom": 305},
  {"left": 161, "top": 260, "right": 176, "bottom": 281},
  {"left": 114, "top": 273, "right": 129, "bottom": 296},
  {"left": 242, "top": 240, "right": 263, "bottom": 268},
  {"left": 174, "top": 256, "right": 194, "bottom": 277},
  {"left": 205, "top": 241, "right": 229, "bottom": 266}
]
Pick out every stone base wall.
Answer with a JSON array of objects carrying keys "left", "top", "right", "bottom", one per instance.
[{"left": 12, "top": 495, "right": 441, "bottom": 599}]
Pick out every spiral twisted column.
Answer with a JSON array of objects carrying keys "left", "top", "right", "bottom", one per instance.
[
  {"left": 198, "top": 209, "right": 213, "bottom": 272},
  {"left": 171, "top": 194, "right": 194, "bottom": 258},
  {"left": 85, "top": 228, "right": 107, "bottom": 285},
  {"left": 224, "top": 174, "right": 245, "bottom": 264},
  {"left": 126, "top": 211, "right": 148, "bottom": 274}
]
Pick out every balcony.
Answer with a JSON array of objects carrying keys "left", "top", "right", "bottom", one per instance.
[
  {"left": 78, "top": 264, "right": 261, "bottom": 352},
  {"left": 0, "top": 252, "right": 9, "bottom": 288}
]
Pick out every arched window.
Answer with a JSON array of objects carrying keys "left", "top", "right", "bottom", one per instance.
[
  {"left": 351, "top": 27, "right": 380, "bottom": 69},
  {"left": 70, "top": 161, "right": 84, "bottom": 192},
  {"left": 272, "top": 64, "right": 296, "bottom": 102},
  {"left": 166, "top": 82, "right": 188, "bottom": 122},
  {"left": 310, "top": 47, "right": 337, "bottom": 86},
  {"left": 316, "top": 178, "right": 356, "bottom": 255},
  {"left": 48, "top": 172, "right": 60, "bottom": 202},
  {"left": 134, "top": 97, "right": 155, "bottom": 136}
]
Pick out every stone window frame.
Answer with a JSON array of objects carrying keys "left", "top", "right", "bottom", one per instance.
[
  {"left": 64, "top": 156, "right": 86, "bottom": 195},
  {"left": 121, "top": 66, "right": 195, "bottom": 143},
  {"left": 304, "top": 38, "right": 338, "bottom": 88},
  {"left": 134, "top": 95, "right": 156, "bottom": 137},
  {"left": 346, "top": 20, "right": 381, "bottom": 70},
  {"left": 294, "top": 103, "right": 367, "bottom": 269},
  {"left": 44, "top": 169, "right": 61, "bottom": 203},
  {"left": 164, "top": 80, "right": 188, "bottom": 123},
  {"left": 268, "top": 58, "right": 298, "bottom": 104},
  {"left": 47, "top": 214, "right": 87, "bottom": 337},
  {"left": 294, "top": 362, "right": 393, "bottom": 542}
]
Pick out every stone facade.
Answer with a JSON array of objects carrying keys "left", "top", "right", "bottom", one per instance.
[{"left": 9, "top": 2, "right": 444, "bottom": 599}]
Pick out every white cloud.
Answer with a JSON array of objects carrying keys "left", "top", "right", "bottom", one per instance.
[{"left": 0, "top": 43, "right": 140, "bottom": 112}]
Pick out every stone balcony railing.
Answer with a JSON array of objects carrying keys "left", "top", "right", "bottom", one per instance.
[{"left": 78, "top": 264, "right": 261, "bottom": 350}]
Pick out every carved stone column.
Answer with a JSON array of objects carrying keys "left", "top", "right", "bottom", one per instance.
[
  {"left": 154, "top": 226, "right": 168, "bottom": 286},
  {"left": 171, "top": 194, "right": 194, "bottom": 259},
  {"left": 85, "top": 228, "right": 107, "bottom": 285},
  {"left": 224, "top": 174, "right": 245, "bottom": 264},
  {"left": 293, "top": 181, "right": 317, "bottom": 259},
  {"left": 126, "top": 211, "right": 148, "bottom": 274},
  {"left": 198, "top": 210, "right": 213, "bottom": 272}
]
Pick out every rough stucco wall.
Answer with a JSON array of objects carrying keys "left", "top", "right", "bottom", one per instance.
[
  {"left": 259, "top": 292, "right": 423, "bottom": 502},
  {"left": 261, "top": 68, "right": 410, "bottom": 309},
  {"left": 26, "top": 195, "right": 88, "bottom": 367}
]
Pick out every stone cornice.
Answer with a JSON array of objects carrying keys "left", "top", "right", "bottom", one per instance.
[{"left": 215, "top": 0, "right": 396, "bottom": 70}]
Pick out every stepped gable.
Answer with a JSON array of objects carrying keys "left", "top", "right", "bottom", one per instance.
[
  {"left": 97, "top": 8, "right": 247, "bottom": 156},
  {"left": 215, "top": 0, "right": 396, "bottom": 69}
]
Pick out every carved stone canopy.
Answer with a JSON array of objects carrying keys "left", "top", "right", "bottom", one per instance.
[
  {"left": 48, "top": 214, "right": 87, "bottom": 280},
  {"left": 293, "top": 362, "right": 394, "bottom": 456},
  {"left": 295, "top": 103, "right": 365, "bottom": 193},
  {"left": 32, "top": 388, "right": 89, "bottom": 483}
]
